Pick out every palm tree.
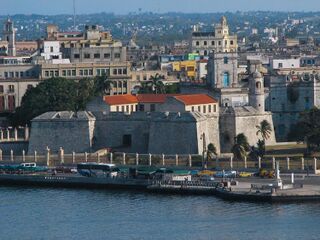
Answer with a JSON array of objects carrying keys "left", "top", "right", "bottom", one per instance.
[
  {"left": 231, "top": 133, "right": 250, "bottom": 162},
  {"left": 207, "top": 143, "right": 217, "bottom": 169},
  {"left": 94, "top": 76, "right": 113, "bottom": 95},
  {"left": 256, "top": 120, "right": 272, "bottom": 141},
  {"left": 149, "top": 73, "right": 166, "bottom": 94}
]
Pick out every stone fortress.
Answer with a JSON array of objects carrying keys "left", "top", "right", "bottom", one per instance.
[
  {"left": 27, "top": 16, "right": 277, "bottom": 155},
  {"left": 28, "top": 66, "right": 276, "bottom": 155}
]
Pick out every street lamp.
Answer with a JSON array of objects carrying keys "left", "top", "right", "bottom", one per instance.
[{"left": 200, "top": 133, "right": 207, "bottom": 169}]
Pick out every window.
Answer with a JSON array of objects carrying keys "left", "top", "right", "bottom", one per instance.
[
  {"left": 198, "top": 106, "right": 201, "bottom": 112},
  {"left": 121, "top": 106, "right": 125, "bottom": 112},
  {"left": 44, "top": 71, "right": 49, "bottom": 77},
  {"left": 139, "top": 104, "right": 145, "bottom": 111},
  {"left": 84, "top": 69, "right": 88, "bottom": 76},
  {"left": 131, "top": 105, "right": 134, "bottom": 112},
  {"left": 122, "top": 135, "right": 132, "bottom": 147},
  {"left": 230, "top": 40, "right": 234, "bottom": 45},
  {"left": 116, "top": 106, "right": 119, "bottom": 112},
  {"left": 150, "top": 104, "right": 156, "bottom": 112},
  {"left": 74, "top": 54, "right": 80, "bottom": 59},
  {"left": 118, "top": 69, "right": 123, "bottom": 75},
  {"left": 94, "top": 53, "right": 100, "bottom": 59},
  {"left": 50, "top": 46, "right": 53, "bottom": 52},
  {"left": 67, "top": 70, "right": 71, "bottom": 76},
  {"left": 84, "top": 53, "right": 90, "bottom": 59},
  {"left": 211, "top": 41, "right": 215, "bottom": 46},
  {"left": 20, "top": 71, "right": 24, "bottom": 78},
  {"left": 191, "top": 106, "right": 194, "bottom": 112},
  {"left": 113, "top": 69, "right": 117, "bottom": 75},
  {"left": 218, "top": 41, "right": 221, "bottom": 46},
  {"left": 85, "top": 43, "right": 90, "bottom": 48},
  {"left": 54, "top": 71, "right": 59, "bottom": 77},
  {"left": 15, "top": 72, "right": 19, "bottom": 78},
  {"left": 213, "top": 105, "right": 217, "bottom": 112},
  {"left": 278, "top": 63, "right": 283, "bottom": 68},
  {"left": 114, "top": 53, "right": 121, "bottom": 59},
  {"left": 72, "top": 70, "right": 76, "bottom": 76},
  {"left": 62, "top": 70, "right": 66, "bottom": 76},
  {"left": 0, "top": 85, "right": 3, "bottom": 93},
  {"left": 79, "top": 70, "right": 83, "bottom": 76},
  {"left": 8, "top": 85, "right": 14, "bottom": 93},
  {"left": 89, "top": 69, "right": 93, "bottom": 75},
  {"left": 208, "top": 105, "right": 211, "bottom": 113},
  {"left": 126, "top": 105, "right": 129, "bottom": 112},
  {"left": 4, "top": 72, "right": 8, "bottom": 78},
  {"left": 203, "top": 105, "right": 206, "bottom": 113},
  {"left": 104, "top": 53, "right": 111, "bottom": 59},
  {"left": 123, "top": 68, "right": 127, "bottom": 75},
  {"left": 196, "top": 41, "right": 199, "bottom": 46},
  {"left": 224, "top": 57, "right": 228, "bottom": 64},
  {"left": 225, "top": 40, "right": 228, "bottom": 45},
  {"left": 204, "top": 50, "right": 208, "bottom": 56},
  {"left": 204, "top": 41, "right": 207, "bottom": 46},
  {"left": 223, "top": 72, "right": 230, "bottom": 87}
]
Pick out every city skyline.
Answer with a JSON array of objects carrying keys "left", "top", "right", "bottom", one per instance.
[{"left": 1, "top": 0, "right": 320, "bottom": 15}]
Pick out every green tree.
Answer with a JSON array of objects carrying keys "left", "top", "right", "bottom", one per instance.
[
  {"left": 207, "top": 143, "right": 217, "bottom": 161},
  {"left": 289, "top": 107, "right": 320, "bottom": 154},
  {"left": 231, "top": 133, "right": 250, "bottom": 161},
  {"left": 93, "top": 75, "right": 113, "bottom": 96},
  {"left": 256, "top": 139, "right": 266, "bottom": 158},
  {"left": 256, "top": 120, "right": 272, "bottom": 141},
  {"left": 10, "top": 77, "right": 96, "bottom": 126}
]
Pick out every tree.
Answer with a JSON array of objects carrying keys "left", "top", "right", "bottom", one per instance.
[
  {"left": 207, "top": 143, "right": 217, "bottom": 161},
  {"left": 256, "top": 120, "right": 272, "bottom": 141},
  {"left": 93, "top": 75, "right": 113, "bottom": 96},
  {"left": 231, "top": 133, "right": 250, "bottom": 161},
  {"left": 10, "top": 77, "right": 108, "bottom": 126},
  {"left": 290, "top": 107, "right": 320, "bottom": 154},
  {"left": 10, "top": 78, "right": 79, "bottom": 126},
  {"left": 148, "top": 73, "right": 166, "bottom": 94},
  {"left": 256, "top": 139, "right": 266, "bottom": 158}
]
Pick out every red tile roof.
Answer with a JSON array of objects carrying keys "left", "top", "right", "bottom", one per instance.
[
  {"left": 136, "top": 94, "right": 177, "bottom": 103},
  {"left": 104, "top": 95, "right": 138, "bottom": 105},
  {"left": 173, "top": 94, "right": 217, "bottom": 105}
]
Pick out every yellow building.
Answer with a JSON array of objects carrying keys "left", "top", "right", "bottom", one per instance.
[{"left": 172, "top": 60, "right": 196, "bottom": 79}]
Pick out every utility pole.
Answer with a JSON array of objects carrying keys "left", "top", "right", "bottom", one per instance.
[
  {"left": 201, "top": 133, "right": 207, "bottom": 169},
  {"left": 73, "top": 0, "right": 76, "bottom": 31}
]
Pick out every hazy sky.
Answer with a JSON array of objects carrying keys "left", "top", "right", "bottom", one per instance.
[{"left": 1, "top": 0, "right": 320, "bottom": 15}]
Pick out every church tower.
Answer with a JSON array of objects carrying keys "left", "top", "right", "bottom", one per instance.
[
  {"left": 249, "top": 69, "right": 265, "bottom": 113},
  {"left": 3, "top": 18, "right": 16, "bottom": 56}
]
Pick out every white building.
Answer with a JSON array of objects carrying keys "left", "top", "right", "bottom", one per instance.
[{"left": 272, "top": 59, "right": 300, "bottom": 70}]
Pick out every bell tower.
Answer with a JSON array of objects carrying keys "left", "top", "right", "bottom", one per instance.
[
  {"left": 3, "top": 18, "right": 16, "bottom": 56},
  {"left": 249, "top": 69, "right": 265, "bottom": 113}
]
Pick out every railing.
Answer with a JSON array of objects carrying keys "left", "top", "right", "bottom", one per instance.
[{"left": 0, "top": 148, "right": 319, "bottom": 174}]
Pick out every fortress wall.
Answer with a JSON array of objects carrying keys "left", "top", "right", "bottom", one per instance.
[
  {"left": 93, "top": 118, "right": 150, "bottom": 153},
  {"left": 219, "top": 113, "right": 236, "bottom": 153},
  {"left": 234, "top": 113, "right": 276, "bottom": 147},
  {"left": 28, "top": 120, "right": 95, "bottom": 154},
  {"left": 196, "top": 116, "right": 220, "bottom": 155},
  {"left": 148, "top": 119, "right": 198, "bottom": 154}
]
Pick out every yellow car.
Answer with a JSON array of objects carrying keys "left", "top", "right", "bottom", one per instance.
[{"left": 238, "top": 172, "right": 253, "bottom": 178}]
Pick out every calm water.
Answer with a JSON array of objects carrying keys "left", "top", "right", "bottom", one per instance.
[{"left": 0, "top": 187, "right": 320, "bottom": 240}]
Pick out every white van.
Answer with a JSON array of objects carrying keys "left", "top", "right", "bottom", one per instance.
[{"left": 20, "top": 163, "right": 37, "bottom": 168}]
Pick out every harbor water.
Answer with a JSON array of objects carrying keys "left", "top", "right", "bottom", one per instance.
[{"left": 0, "top": 186, "right": 320, "bottom": 240}]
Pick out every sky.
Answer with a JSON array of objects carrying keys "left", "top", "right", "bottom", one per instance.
[{"left": 1, "top": 0, "right": 320, "bottom": 15}]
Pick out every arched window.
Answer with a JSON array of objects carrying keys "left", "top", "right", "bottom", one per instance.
[
  {"left": 196, "top": 41, "right": 200, "bottom": 46},
  {"left": 223, "top": 72, "right": 230, "bottom": 87},
  {"left": 256, "top": 82, "right": 261, "bottom": 89}
]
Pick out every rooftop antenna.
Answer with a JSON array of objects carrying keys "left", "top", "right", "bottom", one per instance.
[{"left": 73, "top": 0, "right": 76, "bottom": 30}]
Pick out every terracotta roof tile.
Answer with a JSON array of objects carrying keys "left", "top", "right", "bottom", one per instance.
[
  {"left": 173, "top": 94, "right": 217, "bottom": 105},
  {"left": 136, "top": 94, "right": 177, "bottom": 103},
  {"left": 104, "top": 95, "right": 138, "bottom": 105}
]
